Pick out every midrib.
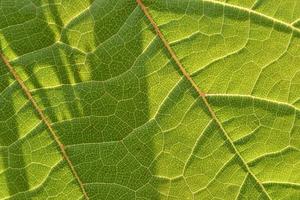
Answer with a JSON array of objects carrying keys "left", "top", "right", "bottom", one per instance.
[{"left": 136, "top": 0, "right": 272, "bottom": 199}]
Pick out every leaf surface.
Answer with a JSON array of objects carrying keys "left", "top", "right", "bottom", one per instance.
[{"left": 1, "top": 0, "right": 300, "bottom": 199}]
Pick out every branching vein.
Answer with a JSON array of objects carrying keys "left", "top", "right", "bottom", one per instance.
[{"left": 136, "top": 0, "right": 272, "bottom": 199}]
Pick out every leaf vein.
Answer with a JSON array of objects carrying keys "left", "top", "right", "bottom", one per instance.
[{"left": 137, "top": 0, "right": 273, "bottom": 199}]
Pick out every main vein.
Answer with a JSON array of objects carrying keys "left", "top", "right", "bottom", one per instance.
[
  {"left": 0, "top": 53, "right": 89, "bottom": 200},
  {"left": 136, "top": 0, "right": 272, "bottom": 199}
]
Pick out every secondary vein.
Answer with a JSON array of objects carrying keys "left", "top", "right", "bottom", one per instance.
[
  {"left": 205, "top": 0, "right": 300, "bottom": 34},
  {"left": 136, "top": 0, "right": 272, "bottom": 199}
]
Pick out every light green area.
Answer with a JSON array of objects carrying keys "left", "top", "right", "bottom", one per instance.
[{"left": 1, "top": 0, "right": 300, "bottom": 199}]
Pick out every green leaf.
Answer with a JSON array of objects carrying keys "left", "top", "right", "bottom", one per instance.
[{"left": 1, "top": 0, "right": 300, "bottom": 199}]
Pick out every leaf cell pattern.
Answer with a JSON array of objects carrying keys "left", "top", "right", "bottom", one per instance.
[{"left": 1, "top": 0, "right": 300, "bottom": 199}]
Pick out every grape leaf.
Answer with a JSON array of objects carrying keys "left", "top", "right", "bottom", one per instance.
[{"left": 1, "top": 0, "right": 300, "bottom": 199}]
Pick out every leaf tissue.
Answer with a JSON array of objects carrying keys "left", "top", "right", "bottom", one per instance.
[{"left": 1, "top": 0, "right": 300, "bottom": 199}]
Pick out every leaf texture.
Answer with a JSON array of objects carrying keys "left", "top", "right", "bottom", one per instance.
[{"left": 1, "top": 0, "right": 300, "bottom": 199}]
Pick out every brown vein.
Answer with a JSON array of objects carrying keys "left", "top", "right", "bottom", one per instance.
[
  {"left": 136, "top": 0, "right": 272, "bottom": 199},
  {"left": 0, "top": 52, "right": 89, "bottom": 200}
]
